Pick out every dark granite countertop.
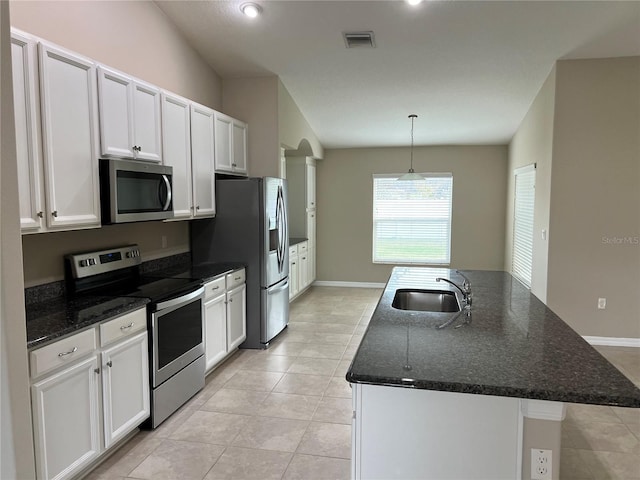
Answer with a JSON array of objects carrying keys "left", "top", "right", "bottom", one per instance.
[
  {"left": 289, "top": 237, "right": 308, "bottom": 247},
  {"left": 26, "top": 295, "right": 149, "bottom": 350},
  {"left": 26, "top": 256, "right": 244, "bottom": 350},
  {"left": 346, "top": 267, "right": 640, "bottom": 407},
  {"left": 147, "top": 262, "right": 244, "bottom": 283}
]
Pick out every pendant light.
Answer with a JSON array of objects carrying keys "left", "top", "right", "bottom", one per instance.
[{"left": 398, "top": 114, "right": 423, "bottom": 181}]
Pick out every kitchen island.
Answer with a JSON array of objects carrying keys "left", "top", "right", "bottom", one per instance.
[{"left": 346, "top": 267, "right": 640, "bottom": 479}]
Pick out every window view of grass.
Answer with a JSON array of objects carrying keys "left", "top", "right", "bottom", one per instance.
[{"left": 372, "top": 174, "right": 453, "bottom": 264}]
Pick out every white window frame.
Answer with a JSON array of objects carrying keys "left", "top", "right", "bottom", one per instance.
[
  {"left": 512, "top": 164, "right": 536, "bottom": 288},
  {"left": 372, "top": 172, "right": 453, "bottom": 265}
]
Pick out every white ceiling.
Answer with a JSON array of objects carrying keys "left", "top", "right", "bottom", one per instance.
[{"left": 156, "top": 0, "right": 640, "bottom": 149}]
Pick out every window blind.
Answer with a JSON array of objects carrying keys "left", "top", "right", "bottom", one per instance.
[
  {"left": 372, "top": 173, "right": 453, "bottom": 264},
  {"left": 512, "top": 165, "right": 536, "bottom": 287}
]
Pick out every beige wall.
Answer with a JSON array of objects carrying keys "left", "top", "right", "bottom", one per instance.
[
  {"left": 547, "top": 57, "right": 640, "bottom": 338},
  {"left": 9, "top": 0, "right": 225, "bottom": 286},
  {"left": 278, "top": 81, "right": 323, "bottom": 159},
  {"left": 317, "top": 146, "right": 508, "bottom": 283},
  {"left": 22, "top": 222, "right": 189, "bottom": 286},
  {"left": 505, "top": 67, "right": 556, "bottom": 302},
  {"left": 1, "top": 1, "right": 35, "bottom": 477},
  {"left": 10, "top": 0, "right": 222, "bottom": 109},
  {"left": 222, "top": 77, "right": 324, "bottom": 178},
  {"left": 222, "top": 76, "right": 281, "bottom": 178}
]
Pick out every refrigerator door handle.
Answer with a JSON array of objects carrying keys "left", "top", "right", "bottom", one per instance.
[
  {"left": 276, "top": 185, "right": 287, "bottom": 273},
  {"left": 268, "top": 280, "right": 289, "bottom": 295}
]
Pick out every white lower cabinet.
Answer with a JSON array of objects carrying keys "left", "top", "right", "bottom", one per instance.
[
  {"left": 101, "top": 332, "right": 150, "bottom": 449},
  {"left": 203, "top": 269, "right": 246, "bottom": 373},
  {"left": 31, "top": 355, "right": 101, "bottom": 480},
  {"left": 204, "top": 290, "right": 228, "bottom": 371},
  {"left": 289, "top": 242, "right": 313, "bottom": 301},
  {"left": 30, "top": 308, "right": 149, "bottom": 480},
  {"left": 226, "top": 283, "right": 247, "bottom": 351},
  {"left": 289, "top": 246, "right": 299, "bottom": 300}
]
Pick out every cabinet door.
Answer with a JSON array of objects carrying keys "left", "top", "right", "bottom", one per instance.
[
  {"left": 161, "top": 93, "right": 193, "bottom": 219},
  {"left": 39, "top": 42, "right": 100, "bottom": 229},
  {"left": 214, "top": 112, "right": 233, "bottom": 172},
  {"left": 226, "top": 284, "right": 247, "bottom": 351},
  {"left": 132, "top": 81, "right": 162, "bottom": 162},
  {"left": 11, "top": 31, "right": 44, "bottom": 232},
  {"left": 97, "top": 66, "right": 134, "bottom": 159},
  {"left": 308, "top": 246, "right": 316, "bottom": 286},
  {"left": 190, "top": 104, "right": 216, "bottom": 217},
  {"left": 306, "top": 161, "right": 316, "bottom": 210},
  {"left": 31, "top": 355, "right": 101, "bottom": 480},
  {"left": 307, "top": 210, "right": 316, "bottom": 250},
  {"left": 232, "top": 119, "right": 248, "bottom": 175},
  {"left": 204, "top": 293, "right": 227, "bottom": 371},
  {"left": 101, "top": 332, "right": 150, "bottom": 449},
  {"left": 289, "top": 256, "right": 299, "bottom": 299},
  {"left": 299, "top": 251, "right": 309, "bottom": 291}
]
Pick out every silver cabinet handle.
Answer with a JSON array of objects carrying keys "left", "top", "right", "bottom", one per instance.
[
  {"left": 94, "top": 368, "right": 100, "bottom": 374},
  {"left": 58, "top": 346, "right": 77, "bottom": 357},
  {"left": 228, "top": 298, "right": 233, "bottom": 303},
  {"left": 211, "top": 286, "right": 220, "bottom": 291},
  {"left": 37, "top": 211, "right": 43, "bottom": 218},
  {"left": 106, "top": 361, "right": 113, "bottom": 368},
  {"left": 51, "top": 210, "right": 58, "bottom": 217},
  {"left": 234, "top": 276, "right": 242, "bottom": 281},
  {"left": 120, "top": 322, "right": 134, "bottom": 330}
]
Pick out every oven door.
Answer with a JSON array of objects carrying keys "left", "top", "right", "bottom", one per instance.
[{"left": 150, "top": 286, "right": 205, "bottom": 387}]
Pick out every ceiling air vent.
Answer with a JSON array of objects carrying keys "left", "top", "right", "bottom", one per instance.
[{"left": 343, "top": 31, "right": 376, "bottom": 49}]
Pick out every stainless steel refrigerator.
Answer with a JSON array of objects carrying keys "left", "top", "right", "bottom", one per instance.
[{"left": 190, "top": 177, "right": 289, "bottom": 348}]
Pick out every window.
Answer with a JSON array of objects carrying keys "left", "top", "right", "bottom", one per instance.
[
  {"left": 372, "top": 173, "right": 453, "bottom": 264},
  {"left": 512, "top": 164, "right": 536, "bottom": 287}
]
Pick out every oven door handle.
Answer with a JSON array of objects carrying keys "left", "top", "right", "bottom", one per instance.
[{"left": 154, "top": 286, "right": 204, "bottom": 311}]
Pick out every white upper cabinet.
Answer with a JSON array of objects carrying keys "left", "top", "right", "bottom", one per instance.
[
  {"left": 97, "top": 66, "right": 162, "bottom": 162},
  {"left": 214, "top": 111, "right": 248, "bottom": 176},
  {"left": 11, "top": 30, "right": 44, "bottom": 232},
  {"left": 38, "top": 41, "right": 101, "bottom": 230},
  {"left": 232, "top": 119, "right": 248, "bottom": 174},
  {"left": 190, "top": 103, "right": 216, "bottom": 217},
  {"left": 161, "top": 92, "right": 193, "bottom": 219}
]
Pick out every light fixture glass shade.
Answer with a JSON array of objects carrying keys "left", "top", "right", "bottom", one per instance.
[{"left": 398, "top": 169, "right": 424, "bottom": 181}]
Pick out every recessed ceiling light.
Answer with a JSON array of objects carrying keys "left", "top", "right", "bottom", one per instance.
[
  {"left": 240, "top": 3, "right": 261, "bottom": 18},
  {"left": 406, "top": 0, "right": 423, "bottom": 5}
]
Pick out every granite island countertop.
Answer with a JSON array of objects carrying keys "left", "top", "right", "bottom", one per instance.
[{"left": 346, "top": 267, "right": 640, "bottom": 407}]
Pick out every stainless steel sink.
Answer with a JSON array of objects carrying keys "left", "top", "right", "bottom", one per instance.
[{"left": 392, "top": 289, "right": 461, "bottom": 313}]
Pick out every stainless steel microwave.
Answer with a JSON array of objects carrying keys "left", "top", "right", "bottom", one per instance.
[{"left": 99, "top": 158, "right": 174, "bottom": 224}]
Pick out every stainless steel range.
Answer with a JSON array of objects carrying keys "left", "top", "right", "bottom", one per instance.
[{"left": 65, "top": 245, "right": 205, "bottom": 428}]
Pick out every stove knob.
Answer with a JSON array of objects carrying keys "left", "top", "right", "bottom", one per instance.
[
  {"left": 89, "top": 258, "right": 97, "bottom": 266},
  {"left": 79, "top": 259, "right": 88, "bottom": 267},
  {"left": 126, "top": 251, "right": 132, "bottom": 258}
]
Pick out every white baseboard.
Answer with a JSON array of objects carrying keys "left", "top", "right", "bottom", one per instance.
[
  {"left": 582, "top": 336, "right": 640, "bottom": 348},
  {"left": 312, "top": 280, "right": 386, "bottom": 289}
]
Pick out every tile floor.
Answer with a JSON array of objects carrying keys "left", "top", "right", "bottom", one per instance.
[{"left": 86, "top": 286, "right": 640, "bottom": 480}]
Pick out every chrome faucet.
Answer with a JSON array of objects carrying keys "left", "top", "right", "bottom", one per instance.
[
  {"left": 436, "top": 271, "right": 472, "bottom": 330},
  {"left": 436, "top": 270, "right": 472, "bottom": 307}
]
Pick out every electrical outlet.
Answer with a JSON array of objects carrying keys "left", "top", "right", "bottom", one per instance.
[
  {"left": 161, "top": 235, "right": 167, "bottom": 249},
  {"left": 598, "top": 298, "right": 606, "bottom": 310},
  {"left": 531, "top": 449, "right": 552, "bottom": 480}
]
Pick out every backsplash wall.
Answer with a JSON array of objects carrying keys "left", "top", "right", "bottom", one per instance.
[{"left": 22, "top": 221, "right": 189, "bottom": 287}]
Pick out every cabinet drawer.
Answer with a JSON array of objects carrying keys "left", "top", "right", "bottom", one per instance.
[
  {"left": 289, "top": 245, "right": 298, "bottom": 257},
  {"left": 30, "top": 328, "right": 97, "bottom": 379},
  {"left": 298, "top": 242, "right": 308, "bottom": 253},
  {"left": 204, "top": 276, "right": 226, "bottom": 300},
  {"left": 226, "top": 268, "right": 245, "bottom": 290},
  {"left": 100, "top": 308, "right": 147, "bottom": 347}
]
